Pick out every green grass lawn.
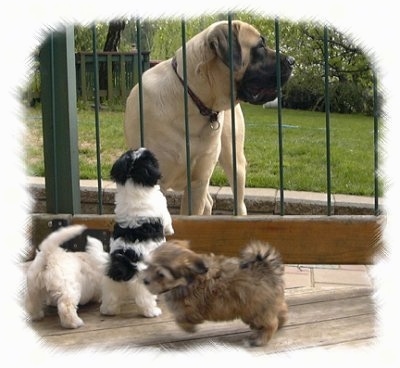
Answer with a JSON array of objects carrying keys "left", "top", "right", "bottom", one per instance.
[{"left": 24, "top": 104, "right": 380, "bottom": 196}]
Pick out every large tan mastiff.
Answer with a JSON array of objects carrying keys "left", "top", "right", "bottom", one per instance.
[{"left": 124, "top": 20, "right": 294, "bottom": 215}]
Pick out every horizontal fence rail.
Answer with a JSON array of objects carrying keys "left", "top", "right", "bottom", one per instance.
[{"left": 36, "top": 17, "right": 381, "bottom": 217}]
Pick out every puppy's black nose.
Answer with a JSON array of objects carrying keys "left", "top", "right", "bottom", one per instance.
[{"left": 286, "top": 56, "right": 295, "bottom": 67}]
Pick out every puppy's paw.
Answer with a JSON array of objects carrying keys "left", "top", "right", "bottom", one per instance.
[
  {"left": 60, "top": 316, "right": 84, "bottom": 329},
  {"left": 142, "top": 306, "right": 162, "bottom": 318},
  {"left": 177, "top": 321, "right": 198, "bottom": 333},
  {"left": 246, "top": 332, "right": 269, "bottom": 347}
]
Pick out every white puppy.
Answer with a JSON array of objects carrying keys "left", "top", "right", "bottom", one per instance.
[
  {"left": 100, "top": 148, "right": 174, "bottom": 318},
  {"left": 24, "top": 224, "right": 109, "bottom": 328}
]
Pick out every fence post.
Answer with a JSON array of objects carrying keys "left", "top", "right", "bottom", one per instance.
[{"left": 39, "top": 25, "right": 81, "bottom": 214}]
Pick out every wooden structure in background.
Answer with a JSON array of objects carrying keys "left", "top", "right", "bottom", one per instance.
[{"left": 75, "top": 51, "right": 150, "bottom": 102}]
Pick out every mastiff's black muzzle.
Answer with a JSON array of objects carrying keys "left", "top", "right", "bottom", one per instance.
[{"left": 237, "top": 43, "right": 295, "bottom": 105}]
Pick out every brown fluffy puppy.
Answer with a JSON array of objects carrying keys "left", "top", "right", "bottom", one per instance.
[{"left": 142, "top": 240, "right": 287, "bottom": 346}]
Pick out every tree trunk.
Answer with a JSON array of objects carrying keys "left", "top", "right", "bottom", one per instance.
[{"left": 99, "top": 20, "right": 126, "bottom": 96}]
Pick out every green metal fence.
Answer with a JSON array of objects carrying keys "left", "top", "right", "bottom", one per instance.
[{"left": 38, "top": 18, "right": 381, "bottom": 216}]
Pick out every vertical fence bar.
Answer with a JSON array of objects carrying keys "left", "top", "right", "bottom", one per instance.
[
  {"left": 373, "top": 72, "right": 379, "bottom": 215},
  {"left": 275, "top": 18, "right": 285, "bottom": 216},
  {"left": 92, "top": 24, "right": 103, "bottom": 214},
  {"left": 181, "top": 19, "right": 192, "bottom": 215},
  {"left": 136, "top": 18, "right": 145, "bottom": 146},
  {"left": 228, "top": 13, "right": 238, "bottom": 216},
  {"left": 323, "top": 26, "right": 332, "bottom": 216}
]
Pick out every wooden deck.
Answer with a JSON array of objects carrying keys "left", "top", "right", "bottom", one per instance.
[
  {"left": 27, "top": 286, "right": 376, "bottom": 355},
  {"left": 25, "top": 214, "right": 380, "bottom": 356}
]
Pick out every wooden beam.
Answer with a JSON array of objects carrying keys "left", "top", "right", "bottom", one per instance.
[
  {"left": 28, "top": 214, "right": 383, "bottom": 265},
  {"left": 67, "top": 214, "right": 383, "bottom": 265},
  {"left": 168, "top": 215, "right": 383, "bottom": 264}
]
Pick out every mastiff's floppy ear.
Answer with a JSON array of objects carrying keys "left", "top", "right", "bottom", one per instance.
[{"left": 208, "top": 22, "right": 242, "bottom": 71}]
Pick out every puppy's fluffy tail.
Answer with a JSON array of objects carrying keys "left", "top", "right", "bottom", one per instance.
[
  {"left": 239, "top": 241, "right": 284, "bottom": 278},
  {"left": 38, "top": 224, "right": 87, "bottom": 255}
]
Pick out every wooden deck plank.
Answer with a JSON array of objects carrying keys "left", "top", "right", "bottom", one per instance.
[
  {"left": 28, "top": 287, "right": 376, "bottom": 354},
  {"left": 159, "top": 314, "right": 375, "bottom": 353},
  {"left": 31, "top": 303, "right": 177, "bottom": 337}
]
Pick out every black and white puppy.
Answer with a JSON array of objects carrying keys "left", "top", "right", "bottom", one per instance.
[{"left": 100, "top": 148, "right": 174, "bottom": 317}]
